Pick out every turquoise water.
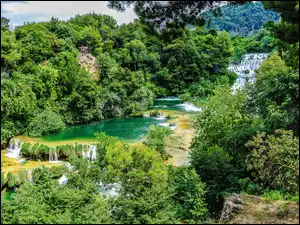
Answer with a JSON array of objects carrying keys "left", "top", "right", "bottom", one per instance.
[
  {"left": 151, "top": 97, "right": 184, "bottom": 111},
  {"left": 41, "top": 117, "right": 167, "bottom": 142},
  {"left": 151, "top": 97, "right": 202, "bottom": 113},
  {"left": 4, "top": 189, "right": 16, "bottom": 201},
  {"left": 40, "top": 97, "right": 201, "bottom": 142}
]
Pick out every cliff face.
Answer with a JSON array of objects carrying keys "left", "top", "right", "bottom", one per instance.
[
  {"left": 79, "top": 52, "right": 100, "bottom": 81},
  {"left": 219, "top": 193, "right": 299, "bottom": 224}
]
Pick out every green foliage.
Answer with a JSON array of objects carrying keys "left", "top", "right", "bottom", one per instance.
[
  {"left": 238, "top": 177, "right": 263, "bottom": 195},
  {"left": 205, "top": 2, "right": 279, "bottom": 37},
  {"left": 262, "top": 190, "right": 299, "bottom": 202},
  {"left": 104, "top": 142, "right": 179, "bottom": 224},
  {"left": 263, "top": 1, "right": 299, "bottom": 68},
  {"left": 231, "top": 30, "right": 276, "bottom": 62},
  {"left": 26, "top": 110, "right": 66, "bottom": 137},
  {"left": 245, "top": 53, "right": 299, "bottom": 135},
  {"left": 168, "top": 166, "right": 207, "bottom": 222},
  {"left": 1, "top": 177, "right": 112, "bottom": 224},
  {"left": 192, "top": 85, "right": 264, "bottom": 166},
  {"left": 143, "top": 125, "right": 172, "bottom": 159},
  {"left": 160, "top": 28, "right": 234, "bottom": 95},
  {"left": 1, "top": 171, "right": 6, "bottom": 188},
  {"left": 190, "top": 144, "right": 237, "bottom": 213},
  {"left": 246, "top": 130, "right": 299, "bottom": 193}
]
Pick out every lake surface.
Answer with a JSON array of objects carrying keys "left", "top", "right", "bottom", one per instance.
[
  {"left": 40, "top": 97, "right": 201, "bottom": 143},
  {"left": 3, "top": 189, "right": 16, "bottom": 201},
  {"left": 41, "top": 117, "right": 167, "bottom": 142}
]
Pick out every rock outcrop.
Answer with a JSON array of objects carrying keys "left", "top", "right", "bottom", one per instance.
[
  {"left": 79, "top": 52, "right": 100, "bottom": 81},
  {"left": 219, "top": 193, "right": 299, "bottom": 224}
]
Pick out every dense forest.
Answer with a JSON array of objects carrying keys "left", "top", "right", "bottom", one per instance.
[
  {"left": 1, "top": 12, "right": 241, "bottom": 145},
  {"left": 1, "top": 1, "right": 299, "bottom": 224},
  {"left": 204, "top": 2, "right": 280, "bottom": 36}
]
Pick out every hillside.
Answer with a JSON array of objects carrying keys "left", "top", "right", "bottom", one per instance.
[{"left": 204, "top": 2, "right": 280, "bottom": 36}]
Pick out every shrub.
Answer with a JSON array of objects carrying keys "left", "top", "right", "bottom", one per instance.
[
  {"left": 169, "top": 166, "right": 207, "bottom": 222},
  {"left": 246, "top": 130, "right": 299, "bottom": 193},
  {"left": 150, "top": 111, "right": 160, "bottom": 117},
  {"left": 6, "top": 172, "right": 17, "bottom": 188},
  {"left": 143, "top": 125, "right": 172, "bottom": 159},
  {"left": 26, "top": 110, "right": 66, "bottom": 137}
]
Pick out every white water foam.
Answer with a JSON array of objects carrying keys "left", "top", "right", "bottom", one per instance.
[
  {"left": 5, "top": 139, "right": 23, "bottom": 158},
  {"left": 176, "top": 103, "right": 202, "bottom": 112},
  {"left": 155, "top": 97, "right": 180, "bottom": 101},
  {"left": 228, "top": 53, "right": 268, "bottom": 93},
  {"left": 169, "top": 125, "right": 177, "bottom": 130},
  {"left": 82, "top": 144, "right": 97, "bottom": 161},
  {"left": 155, "top": 115, "right": 166, "bottom": 120},
  {"left": 159, "top": 122, "right": 170, "bottom": 127}
]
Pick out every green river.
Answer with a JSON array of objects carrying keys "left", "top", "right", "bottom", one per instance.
[{"left": 39, "top": 97, "right": 201, "bottom": 142}]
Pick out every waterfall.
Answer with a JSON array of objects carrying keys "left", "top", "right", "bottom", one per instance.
[
  {"left": 82, "top": 144, "right": 97, "bottom": 161},
  {"left": 5, "top": 138, "right": 24, "bottom": 158},
  {"left": 176, "top": 102, "right": 202, "bottom": 112},
  {"left": 49, "top": 147, "right": 59, "bottom": 163},
  {"left": 228, "top": 53, "right": 268, "bottom": 93},
  {"left": 54, "top": 149, "right": 58, "bottom": 161},
  {"left": 27, "top": 170, "right": 33, "bottom": 182}
]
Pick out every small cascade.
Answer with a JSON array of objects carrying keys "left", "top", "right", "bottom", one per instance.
[
  {"left": 155, "top": 115, "right": 166, "bottom": 120},
  {"left": 159, "top": 122, "right": 170, "bottom": 127},
  {"left": 176, "top": 102, "right": 202, "bottom": 112},
  {"left": 58, "top": 174, "right": 68, "bottom": 185},
  {"left": 228, "top": 53, "right": 268, "bottom": 93},
  {"left": 27, "top": 170, "right": 33, "bottom": 183},
  {"left": 65, "top": 162, "right": 74, "bottom": 171},
  {"left": 82, "top": 144, "right": 97, "bottom": 161},
  {"left": 49, "top": 147, "right": 59, "bottom": 163},
  {"left": 54, "top": 149, "right": 58, "bottom": 161},
  {"left": 5, "top": 138, "right": 24, "bottom": 158}
]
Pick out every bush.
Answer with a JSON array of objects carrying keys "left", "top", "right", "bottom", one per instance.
[
  {"left": 262, "top": 190, "right": 284, "bottom": 201},
  {"left": 143, "top": 125, "right": 172, "bottom": 159},
  {"left": 26, "top": 110, "right": 66, "bottom": 137},
  {"left": 169, "top": 166, "right": 207, "bottom": 222},
  {"left": 246, "top": 130, "right": 299, "bottom": 193},
  {"left": 6, "top": 172, "right": 17, "bottom": 188},
  {"left": 238, "top": 177, "right": 263, "bottom": 195},
  {"left": 150, "top": 111, "right": 160, "bottom": 117}
]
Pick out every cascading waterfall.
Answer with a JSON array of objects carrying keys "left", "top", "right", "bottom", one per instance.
[
  {"left": 82, "top": 144, "right": 97, "bottom": 161},
  {"left": 5, "top": 138, "right": 24, "bottom": 158},
  {"left": 49, "top": 147, "right": 59, "bottom": 163},
  {"left": 176, "top": 102, "right": 202, "bottom": 112},
  {"left": 228, "top": 53, "right": 268, "bottom": 93}
]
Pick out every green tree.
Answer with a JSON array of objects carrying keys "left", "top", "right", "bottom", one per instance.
[
  {"left": 26, "top": 110, "right": 66, "bottom": 137},
  {"left": 169, "top": 166, "right": 207, "bottom": 222},
  {"left": 143, "top": 125, "right": 172, "bottom": 159},
  {"left": 246, "top": 130, "right": 299, "bottom": 193}
]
